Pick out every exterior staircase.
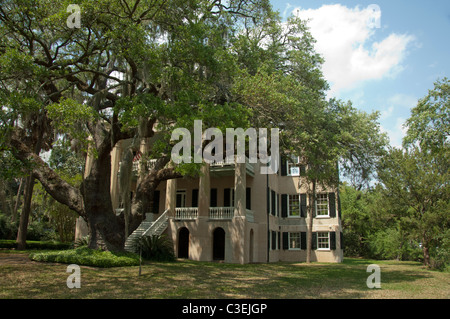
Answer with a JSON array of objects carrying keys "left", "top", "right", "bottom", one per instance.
[{"left": 124, "top": 209, "right": 169, "bottom": 253}]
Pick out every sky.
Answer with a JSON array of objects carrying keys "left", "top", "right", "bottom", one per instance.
[{"left": 270, "top": 0, "right": 450, "bottom": 148}]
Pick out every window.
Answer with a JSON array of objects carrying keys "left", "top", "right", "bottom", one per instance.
[
  {"left": 316, "top": 193, "right": 329, "bottom": 217},
  {"left": 288, "top": 195, "right": 300, "bottom": 217},
  {"left": 286, "top": 155, "right": 300, "bottom": 176},
  {"left": 317, "top": 232, "right": 330, "bottom": 250},
  {"left": 176, "top": 190, "right": 186, "bottom": 208},
  {"left": 289, "top": 232, "right": 301, "bottom": 250}
]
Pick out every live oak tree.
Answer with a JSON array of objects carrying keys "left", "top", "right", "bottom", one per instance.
[
  {"left": 2, "top": 0, "right": 329, "bottom": 251},
  {"left": 0, "top": 0, "right": 277, "bottom": 250}
]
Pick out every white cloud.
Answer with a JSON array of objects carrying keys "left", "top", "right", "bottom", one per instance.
[{"left": 293, "top": 4, "right": 415, "bottom": 96}]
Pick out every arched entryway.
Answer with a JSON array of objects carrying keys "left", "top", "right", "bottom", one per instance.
[
  {"left": 178, "top": 227, "right": 189, "bottom": 259},
  {"left": 212, "top": 227, "right": 225, "bottom": 261}
]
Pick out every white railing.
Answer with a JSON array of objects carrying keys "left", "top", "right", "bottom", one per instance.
[
  {"left": 175, "top": 207, "right": 198, "bottom": 220},
  {"left": 142, "top": 209, "right": 169, "bottom": 237},
  {"left": 209, "top": 207, "right": 234, "bottom": 220}
]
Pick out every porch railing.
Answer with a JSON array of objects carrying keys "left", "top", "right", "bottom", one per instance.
[
  {"left": 175, "top": 207, "right": 198, "bottom": 220},
  {"left": 209, "top": 207, "right": 234, "bottom": 220}
]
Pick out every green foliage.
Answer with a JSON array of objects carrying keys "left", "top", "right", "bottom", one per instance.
[
  {"left": 29, "top": 247, "right": 140, "bottom": 267},
  {"left": 0, "top": 239, "right": 71, "bottom": 250},
  {"left": 0, "top": 213, "right": 18, "bottom": 240},
  {"left": 134, "top": 235, "right": 175, "bottom": 262}
]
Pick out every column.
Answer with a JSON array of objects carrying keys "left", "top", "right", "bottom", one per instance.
[
  {"left": 198, "top": 163, "right": 210, "bottom": 217},
  {"left": 232, "top": 161, "right": 246, "bottom": 263},
  {"left": 110, "top": 141, "right": 122, "bottom": 211},
  {"left": 165, "top": 178, "right": 177, "bottom": 217}
]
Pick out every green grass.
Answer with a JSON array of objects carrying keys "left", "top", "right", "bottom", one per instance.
[{"left": 0, "top": 251, "right": 449, "bottom": 299}]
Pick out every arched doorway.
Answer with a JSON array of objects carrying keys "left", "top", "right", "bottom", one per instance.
[
  {"left": 178, "top": 227, "right": 189, "bottom": 259},
  {"left": 213, "top": 227, "right": 225, "bottom": 261}
]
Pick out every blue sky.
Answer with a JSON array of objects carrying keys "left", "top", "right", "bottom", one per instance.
[{"left": 270, "top": 0, "right": 450, "bottom": 147}]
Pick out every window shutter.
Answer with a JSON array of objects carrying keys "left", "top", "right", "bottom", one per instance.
[
  {"left": 282, "top": 232, "right": 289, "bottom": 250},
  {"left": 224, "top": 188, "right": 230, "bottom": 207},
  {"left": 192, "top": 189, "right": 198, "bottom": 207},
  {"left": 312, "top": 232, "right": 317, "bottom": 250},
  {"left": 329, "top": 192, "right": 336, "bottom": 218},
  {"left": 301, "top": 232, "right": 307, "bottom": 250},
  {"left": 152, "top": 190, "right": 160, "bottom": 214},
  {"left": 246, "top": 187, "right": 251, "bottom": 210},
  {"left": 271, "top": 190, "right": 276, "bottom": 215},
  {"left": 281, "top": 194, "right": 288, "bottom": 217},
  {"left": 278, "top": 232, "right": 281, "bottom": 250},
  {"left": 176, "top": 193, "right": 182, "bottom": 207},
  {"left": 280, "top": 156, "right": 287, "bottom": 176},
  {"left": 330, "top": 232, "right": 336, "bottom": 250},
  {"left": 338, "top": 193, "right": 342, "bottom": 219},
  {"left": 300, "top": 165, "right": 306, "bottom": 175},
  {"left": 210, "top": 188, "right": 217, "bottom": 207},
  {"left": 271, "top": 231, "right": 276, "bottom": 250},
  {"left": 300, "top": 194, "right": 307, "bottom": 217}
]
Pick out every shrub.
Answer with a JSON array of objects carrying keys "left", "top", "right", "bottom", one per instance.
[
  {"left": 134, "top": 235, "right": 175, "bottom": 262},
  {"left": 29, "top": 247, "right": 140, "bottom": 267},
  {"left": 0, "top": 239, "right": 71, "bottom": 250}
]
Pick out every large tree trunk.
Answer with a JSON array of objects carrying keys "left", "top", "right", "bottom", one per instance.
[
  {"left": 306, "top": 179, "right": 317, "bottom": 263},
  {"left": 16, "top": 175, "right": 34, "bottom": 250}
]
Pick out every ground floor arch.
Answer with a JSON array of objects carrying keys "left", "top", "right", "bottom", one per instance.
[
  {"left": 212, "top": 227, "right": 225, "bottom": 261},
  {"left": 178, "top": 227, "right": 190, "bottom": 259}
]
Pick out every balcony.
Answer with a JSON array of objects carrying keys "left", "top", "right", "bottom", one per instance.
[
  {"left": 210, "top": 157, "right": 255, "bottom": 177},
  {"left": 174, "top": 206, "right": 254, "bottom": 222},
  {"left": 209, "top": 207, "right": 234, "bottom": 220},
  {"left": 175, "top": 207, "right": 198, "bottom": 220}
]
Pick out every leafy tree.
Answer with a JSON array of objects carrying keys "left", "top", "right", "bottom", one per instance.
[
  {"left": 377, "top": 78, "right": 449, "bottom": 268},
  {"left": 1, "top": 0, "right": 323, "bottom": 251}
]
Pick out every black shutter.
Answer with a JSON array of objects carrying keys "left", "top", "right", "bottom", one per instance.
[
  {"left": 300, "top": 194, "right": 307, "bottom": 217},
  {"left": 281, "top": 194, "right": 288, "bottom": 217},
  {"left": 210, "top": 188, "right": 217, "bottom": 207},
  {"left": 224, "top": 188, "right": 230, "bottom": 207},
  {"left": 338, "top": 193, "right": 342, "bottom": 219},
  {"left": 329, "top": 192, "right": 336, "bottom": 217},
  {"left": 330, "top": 232, "right": 336, "bottom": 250},
  {"left": 246, "top": 187, "right": 251, "bottom": 210},
  {"left": 271, "top": 231, "right": 276, "bottom": 250},
  {"left": 280, "top": 156, "right": 287, "bottom": 176},
  {"left": 300, "top": 165, "right": 306, "bottom": 175},
  {"left": 282, "top": 232, "right": 289, "bottom": 250},
  {"left": 312, "top": 232, "right": 317, "bottom": 250},
  {"left": 278, "top": 232, "right": 281, "bottom": 250},
  {"left": 192, "top": 189, "right": 198, "bottom": 207},
  {"left": 152, "top": 190, "right": 160, "bottom": 214},
  {"left": 271, "top": 190, "right": 276, "bottom": 215},
  {"left": 301, "top": 232, "right": 307, "bottom": 250},
  {"left": 176, "top": 193, "right": 182, "bottom": 207}
]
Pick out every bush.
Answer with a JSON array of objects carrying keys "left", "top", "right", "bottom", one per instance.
[
  {"left": 29, "top": 247, "right": 140, "bottom": 267},
  {"left": 134, "top": 235, "right": 175, "bottom": 262},
  {"left": 0, "top": 239, "right": 71, "bottom": 250}
]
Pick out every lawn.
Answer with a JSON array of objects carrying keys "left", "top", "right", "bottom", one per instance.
[{"left": 0, "top": 250, "right": 448, "bottom": 299}]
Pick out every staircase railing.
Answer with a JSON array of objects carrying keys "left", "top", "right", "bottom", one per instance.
[{"left": 142, "top": 209, "right": 169, "bottom": 237}]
